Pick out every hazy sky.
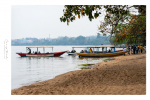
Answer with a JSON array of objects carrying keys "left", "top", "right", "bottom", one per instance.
[{"left": 11, "top": 5, "right": 104, "bottom": 39}]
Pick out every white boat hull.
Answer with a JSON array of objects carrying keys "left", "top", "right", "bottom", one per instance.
[
  {"left": 67, "top": 52, "right": 76, "bottom": 55},
  {"left": 26, "top": 54, "right": 54, "bottom": 57}
]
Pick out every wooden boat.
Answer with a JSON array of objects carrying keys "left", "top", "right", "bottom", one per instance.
[
  {"left": 67, "top": 50, "right": 76, "bottom": 55},
  {"left": 75, "top": 45, "right": 128, "bottom": 57},
  {"left": 67, "top": 52, "right": 76, "bottom": 55},
  {"left": 67, "top": 47, "right": 87, "bottom": 55},
  {"left": 16, "top": 46, "right": 68, "bottom": 57}
]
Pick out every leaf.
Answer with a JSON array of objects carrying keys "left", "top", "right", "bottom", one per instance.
[
  {"left": 60, "top": 18, "right": 62, "bottom": 22},
  {"left": 81, "top": 9, "right": 83, "bottom": 13},
  {"left": 94, "top": 15, "right": 97, "bottom": 19},
  {"left": 78, "top": 15, "right": 80, "bottom": 19},
  {"left": 103, "top": 33, "right": 106, "bottom": 36}
]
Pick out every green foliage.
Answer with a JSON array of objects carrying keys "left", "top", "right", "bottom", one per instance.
[
  {"left": 60, "top": 5, "right": 103, "bottom": 25},
  {"left": 109, "top": 37, "right": 115, "bottom": 44},
  {"left": 60, "top": 5, "right": 146, "bottom": 45},
  {"left": 60, "top": 5, "right": 131, "bottom": 26},
  {"left": 115, "top": 15, "right": 146, "bottom": 45}
]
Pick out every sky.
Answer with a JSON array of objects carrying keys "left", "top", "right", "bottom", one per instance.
[{"left": 11, "top": 5, "right": 105, "bottom": 39}]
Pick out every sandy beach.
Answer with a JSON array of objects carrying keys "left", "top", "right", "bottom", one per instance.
[{"left": 11, "top": 53, "right": 146, "bottom": 95}]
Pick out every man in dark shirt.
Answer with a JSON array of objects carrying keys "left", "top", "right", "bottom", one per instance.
[
  {"left": 128, "top": 46, "right": 130, "bottom": 55},
  {"left": 28, "top": 48, "right": 31, "bottom": 54},
  {"left": 133, "top": 45, "right": 136, "bottom": 54}
]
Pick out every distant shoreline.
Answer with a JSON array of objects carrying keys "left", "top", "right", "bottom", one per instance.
[
  {"left": 11, "top": 44, "right": 110, "bottom": 46},
  {"left": 11, "top": 45, "right": 93, "bottom": 46}
]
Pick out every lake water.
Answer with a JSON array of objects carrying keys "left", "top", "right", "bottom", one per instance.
[{"left": 12, "top": 45, "right": 118, "bottom": 90}]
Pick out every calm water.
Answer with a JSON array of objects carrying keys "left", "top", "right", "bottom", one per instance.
[{"left": 12, "top": 46, "right": 113, "bottom": 90}]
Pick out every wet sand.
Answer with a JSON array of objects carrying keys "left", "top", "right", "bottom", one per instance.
[{"left": 11, "top": 53, "right": 146, "bottom": 95}]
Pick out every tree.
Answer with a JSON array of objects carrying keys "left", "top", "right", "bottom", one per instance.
[
  {"left": 113, "top": 15, "right": 146, "bottom": 45},
  {"left": 60, "top": 5, "right": 130, "bottom": 25},
  {"left": 60, "top": 5, "right": 146, "bottom": 45},
  {"left": 60, "top": 5, "right": 103, "bottom": 25},
  {"left": 75, "top": 36, "right": 85, "bottom": 45},
  {"left": 112, "top": 5, "right": 146, "bottom": 45}
]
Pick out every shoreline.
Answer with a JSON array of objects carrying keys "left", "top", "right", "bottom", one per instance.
[{"left": 11, "top": 53, "right": 146, "bottom": 95}]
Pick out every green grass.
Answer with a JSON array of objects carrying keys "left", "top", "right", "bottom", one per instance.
[
  {"left": 102, "top": 58, "right": 115, "bottom": 62},
  {"left": 80, "top": 66, "right": 91, "bottom": 69},
  {"left": 78, "top": 63, "right": 95, "bottom": 69},
  {"left": 78, "top": 63, "right": 95, "bottom": 66}
]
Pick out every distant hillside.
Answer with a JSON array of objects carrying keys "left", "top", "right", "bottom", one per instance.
[{"left": 11, "top": 35, "right": 110, "bottom": 46}]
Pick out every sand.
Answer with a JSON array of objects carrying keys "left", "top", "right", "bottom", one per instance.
[{"left": 11, "top": 53, "right": 146, "bottom": 95}]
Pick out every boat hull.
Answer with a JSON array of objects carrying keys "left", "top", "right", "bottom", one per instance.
[
  {"left": 75, "top": 51, "right": 129, "bottom": 57},
  {"left": 16, "top": 51, "right": 68, "bottom": 57},
  {"left": 26, "top": 54, "right": 54, "bottom": 57},
  {"left": 67, "top": 52, "right": 76, "bottom": 55}
]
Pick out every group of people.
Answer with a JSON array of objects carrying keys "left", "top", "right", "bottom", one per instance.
[
  {"left": 80, "top": 48, "right": 113, "bottom": 53},
  {"left": 27, "top": 48, "right": 41, "bottom": 54},
  {"left": 32, "top": 51, "right": 41, "bottom": 54},
  {"left": 127, "top": 45, "right": 146, "bottom": 55},
  {"left": 71, "top": 50, "right": 76, "bottom": 53},
  {"left": 80, "top": 50, "right": 87, "bottom": 53},
  {"left": 80, "top": 48, "right": 92, "bottom": 53}
]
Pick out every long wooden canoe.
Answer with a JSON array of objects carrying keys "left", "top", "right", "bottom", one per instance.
[
  {"left": 16, "top": 51, "right": 68, "bottom": 57},
  {"left": 75, "top": 51, "right": 129, "bottom": 57}
]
